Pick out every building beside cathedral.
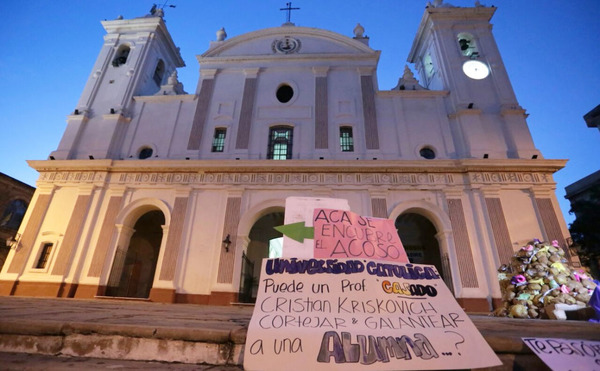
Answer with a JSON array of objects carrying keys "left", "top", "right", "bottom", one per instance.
[
  {"left": 0, "top": 173, "right": 35, "bottom": 272},
  {"left": 0, "top": 2, "right": 572, "bottom": 311}
]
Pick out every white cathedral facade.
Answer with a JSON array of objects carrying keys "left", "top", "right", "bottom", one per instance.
[{"left": 0, "top": 2, "right": 572, "bottom": 311}]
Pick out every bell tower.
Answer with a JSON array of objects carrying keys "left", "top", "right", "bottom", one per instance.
[
  {"left": 407, "top": 1, "right": 540, "bottom": 159},
  {"left": 51, "top": 10, "right": 185, "bottom": 160}
]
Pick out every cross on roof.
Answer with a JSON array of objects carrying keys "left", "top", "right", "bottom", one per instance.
[{"left": 280, "top": 2, "right": 300, "bottom": 23}]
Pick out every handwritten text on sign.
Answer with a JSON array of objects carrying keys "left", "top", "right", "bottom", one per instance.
[
  {"left": 313, "top": 209, "right": 409, "bottom": 263},
  {"left": 523, "top": 337, "right": 600, "bottom": 370},
  {"left": 243, "top": 258, "right": 501, "bottom": 371}
]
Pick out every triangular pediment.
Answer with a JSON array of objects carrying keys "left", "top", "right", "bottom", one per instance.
[{"left": 201, "top": 26, "right": 376, "bottom": 58}]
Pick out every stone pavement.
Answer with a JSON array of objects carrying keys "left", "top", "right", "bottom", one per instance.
[
  {"left": 0, "top": 352, "right": 243, "bottom": 370},
  {"left": 0, "top": 296, "right": 253, "bottom": 367},
  {"left": 1, "top": 296, "right": 600, "bottom": 369}
]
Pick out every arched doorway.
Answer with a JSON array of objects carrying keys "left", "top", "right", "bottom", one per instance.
[
  {"left": 106, "top": 210, "right": 165, "bottom": 298},
  {"left": 239, "top": 210, "right": 284, "bottom": 303},
  {"left": 395, "top": 213, "right": 447, "bottom": 281}
]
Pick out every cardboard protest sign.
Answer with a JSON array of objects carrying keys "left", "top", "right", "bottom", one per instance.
[
  {"left": 523, "top": 337, "right": 600, "bottom": 370},
  {"left": 277, "top": 197, "right": 350, "bottom": 259},
  {"left": 313, "top": 208, "right": 409, "bottom": 263},
  {"left": 244, "top": 258, "right": 502, "bottom": 370}
]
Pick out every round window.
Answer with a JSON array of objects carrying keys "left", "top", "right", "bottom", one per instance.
[
  {"left": 276, "top": 84, "right": 294, "bottom": 103},
  {"left": 139, "top": 147, "right": 153, "bottom": 159},
  {"left": 419, "top": 147, "right": 435, "bottom": 160}
]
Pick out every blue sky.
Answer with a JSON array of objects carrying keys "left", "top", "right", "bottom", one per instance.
[{"left": 1, "top": 1, "right": 599, "bottom": 225}]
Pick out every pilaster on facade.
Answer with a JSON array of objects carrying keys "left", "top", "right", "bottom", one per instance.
[
  {"left": 447, "top": 106, "right": 483, "bottom": 120},
  {"left": 78, "top": 46, "right": 113, "bottom": 109},
  {"left": 369, "top": 190, "right": 389, "bottom": 218},
  {"left": 311, "top": 188, "right": 333, "bottom": 198},
  {"left": 200, "top": 68, "right": 219, "bottom": 80},
  {"left": 434, "top": 230, "right": 457, "bottom": 294},
  {"left": 115, "top": 224, "right": 135, "bottom": 240},
  {"left": 33, "top": 183, "right": 57, "bottom": 195},
  {"left": 442, "top": 187, "right": 463, "bottom": 200},
  {"left": 101, "top": 112, "right": 132, "bottom": 122},
  {"left": 66, "top": 112, "right": 91, "bottom": 123},
  {"left": 500, "top": 104, "right": 527, "bottom": 118},
  {"left": 156, "top": 196, "right": 184, "bottom": 285},
  {"left": 528, "top": 186, "right": 554, "bottom": 199},
  {"left": 221, "top": 234, "right": 251, "bottom": 294},
  {"left": 469, "top": 188, "right": 507, "bottom": 299},
  {"left": 83, "top": 113, "right": 131, "bottom": 160},
  {"left": 314, "top": 66, "right": 329, "bottom": 150},
  {"left": 50, "top": 113, "right": 91, "bottom": 160},
  {"left": 173, "top": 186, "right": 192, "bottom": 198},
  {"left": 357, "top": 66, "right": 375, "bottom": 76},
  {"left": 216, "top": 194, "right": 242, "bottom": 285},
  {"left": 477, "top": 185, "right": 501, "bottom": 198},
  {"left": 368, "top": 189, "right": 388, "bottom": 199},
  {"left": 226, "top": 188, "right": 245, "bottom": 199},
  {"left": 312, "top": 66, "right": 329, "bottom": 77},
  {"left": 243, "top": 68, "right": 260, "bottom": 79},
  {"left": 528, "top": 190, "right": 571, "bottom": 253},
  {"left": 84, "top": 192, "right": 125, "bottom": 282},
  {"left": 441, "top": 187, "right": 481, "bottom": 292},
  {"left": 106, "top": 185, "right": 128, "bottom": 197}
]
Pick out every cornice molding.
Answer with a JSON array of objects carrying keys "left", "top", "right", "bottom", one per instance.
[
  {"left": 133, "top": 94, "right": 196, "bottom": 103},
  {"left": 198, "top": 52, "right": 380, "bottom": 66},
  {"left": 28, "top": 158, "right": 568, "bottom": 174},
  {"left": 379, "top": 90, "right": 449, "bottom": 98},
  {"left": 28, "top": 159, "right": 566, "bottom": 188}
]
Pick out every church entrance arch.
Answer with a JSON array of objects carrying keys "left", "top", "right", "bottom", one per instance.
[
  {"left": 395, "top": 212, "right": 448, "bottom": 283},
  {"left": 106, "top": 210, "right": 165, "bottom": 298},
  {"left": 239, "top": 209, "right": 284, "bottom": 303}
]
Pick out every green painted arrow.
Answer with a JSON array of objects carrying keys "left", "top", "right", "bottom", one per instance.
[{"left": 274, "top": 222, "right": 314, "bottom": 243}]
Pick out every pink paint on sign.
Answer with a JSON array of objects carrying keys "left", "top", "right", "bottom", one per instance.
[{"left": 313, "top": 208, "right": 409, "bottom": 262}]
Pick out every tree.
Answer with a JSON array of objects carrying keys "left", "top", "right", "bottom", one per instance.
[{"left": 569, "top": 184, "right": 600, "bottom": 278}]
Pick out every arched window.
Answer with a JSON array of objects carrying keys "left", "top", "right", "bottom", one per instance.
[
  {"left": 0, "top": 199, "right": 27, "bottom": 230},
  {"left": 457, "top": 33, "right": 479, "bottom": 58},
  {"left": 153, "top": 59, "right": 165, "bottom": 86},
  {"left": 112, "top": 44, "right": 130, "bottom": 67},
  {"left": 267, "top": 126, "right": 293, "bottom": 160},
  {"left": 423, "top": 53, "right": 435, "bottom": 80}
]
